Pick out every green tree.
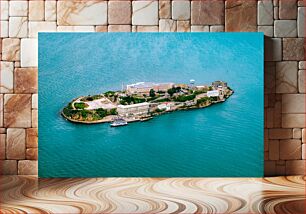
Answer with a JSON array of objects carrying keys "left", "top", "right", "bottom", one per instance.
[
  {"left": 149, "top": 89, "right": 156, "bottom": 97},
  {"left": 109, "top": 108, "right": 118, "bottom": 115},
  {"left": 96, "top": 108, "right": 107, "bottom": 118},
  {"left": 167, "top": 88, "right": 176, "bottom": 96}
]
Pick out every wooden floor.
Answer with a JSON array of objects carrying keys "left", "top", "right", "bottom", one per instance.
[{"left": 0, "top": 176, "right": 305, "bottom": 214}]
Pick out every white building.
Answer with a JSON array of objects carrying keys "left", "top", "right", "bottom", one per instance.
[
  {"left": 207, "top": 90, "right": 219, "bottom": 97},
  {"left": 157, "top": 103, "right": 172, "bottom": 111},
  {"left": 126, "top": 82, "right": 174, "bottom": 94},
  {"left": 117, "top": 102, "right": 150, "bottom": 117}
]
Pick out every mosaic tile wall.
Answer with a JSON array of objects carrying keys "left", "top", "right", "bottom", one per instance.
[{"left": 0, "top": 0, "right": 305, "bottom": 176}]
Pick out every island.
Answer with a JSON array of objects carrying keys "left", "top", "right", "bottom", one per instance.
[{"left": 61, "top": 80, "right": 234, "bottom": 126}]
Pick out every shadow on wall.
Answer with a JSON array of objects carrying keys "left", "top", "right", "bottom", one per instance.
[{"left": 264, "top": 36, "right": 286, "bottom": 176}]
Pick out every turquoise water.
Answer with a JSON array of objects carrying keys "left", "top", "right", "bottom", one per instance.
[{"left": 38, "top": 33, "right": 264, "bottom": 177}]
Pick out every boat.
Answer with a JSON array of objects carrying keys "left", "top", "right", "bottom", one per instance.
[{"left": 110, "top": 118, "right": 128, "bottom": 127}]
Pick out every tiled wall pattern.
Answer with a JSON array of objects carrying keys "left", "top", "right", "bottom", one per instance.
[{"left": 0, "top": 0, "right": 305, "bottom": 176}]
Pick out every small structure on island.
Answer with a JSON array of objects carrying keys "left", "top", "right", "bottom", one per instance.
[
  {"left": 207, "top": 90, "right": 220, "bottom": 97},
  {"left": 126, "top": 82, "right": 174, "bottom": 95},
  {"left": 117, "top": 102, "right": 150, "bottom": 117},
  {"left": 212, "top": 81, "right": 227, "bottom": 89},
  {"left": 157, "top": 102, "right": 172, "bottom": 111}
]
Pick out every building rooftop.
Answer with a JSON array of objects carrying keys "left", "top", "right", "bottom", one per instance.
[
  {"left": 126, "top": 82, "right": 173, "bottom": 89},
  {"left": 118, "top": 102, "right": 150, "bottom": 109}
]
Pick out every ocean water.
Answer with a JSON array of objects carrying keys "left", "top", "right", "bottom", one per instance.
[{"left": 38, "top": 33, "right": 264, "bottom": 177}]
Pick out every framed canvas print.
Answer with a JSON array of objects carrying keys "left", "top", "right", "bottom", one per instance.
[{"left": 38, "top": 33, "right": 264, "bottom": 177}]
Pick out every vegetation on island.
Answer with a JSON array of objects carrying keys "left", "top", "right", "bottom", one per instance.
[{"left": 62, "top": 101, "right": 117, "bottom": 122}]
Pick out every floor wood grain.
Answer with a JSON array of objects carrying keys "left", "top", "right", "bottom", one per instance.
[{"left": 0, "top": 176, "right": 305, "bottom": 213}]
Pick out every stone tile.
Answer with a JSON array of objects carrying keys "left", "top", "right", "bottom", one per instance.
[
  {"left": 0, "top": 61, "right": 14, "bottom": 93},
  {"left": 258, "top": 0, "right": 273, "bottom": 25},
  {"left": 191, "top": 25, "right": 209, "bottom": 32},
  {"left": 274, "top": 20, "right": 297, "bottom": 37},
  {"left": 303, "top": 129, "right": 306, "bottom": 143},
  {"left": 177, "top": 21, "right": 190, "bottom": 32},
  {"left": 266, "top": 108, "right": 274, "bottom": 128},
  {"left": 293, "top": 128, "right": 302, "bottom": 139},
  {"left": 286, "top": 160, "right": 305, "bottom": 175},
  {"left": 29, "top": 21, "right": 57, "bottom": 38},
  {"left": 298, "top": 0, "right": 305, "bottom": 6},
  {"left": 0, "top": 160, "right": 17, "bottom": 175},
  {"left": 108, "top": 25, "right": 131, "bottom": 32},
  {"left": 14, "top": 68, "right": 38, "bottom": 94},
  {"left": 283, "top": 38, "right": 305, "bottom": 61},
  {"left": 26, "top": 128, "right": 38, "bottom": 148},
  {"left": 192, "top": 0, "right": 224, "bottom": 25},
  {"left": 132, "top": 1, "right": 158, "bottom": 25},
  {"left": 0, "top": 134, "right": 5, "bottom": 159},
  {"left": 299, "top": 61, "right": 306, "bottom": 70},
  {"left": 58, "top": 1, "right": 107, "bottom": 25},
  {"left": 264, "top": 129, "right": 269, "bottom": 151},
  {"left": 32, "top": 94, "right": 38, "bottom": 109},
  {"left": 269, "top": 140, "right": 279, "bottom": 160},
  {"left": 172, "top": 1, "right": 190, "bottom": 20},
  {"left": 274, "top": 7, "right": 279, "bottom": 20},
  {"left": 14, "top": 61, "right": 20, "bottom": 68},
  {"left": 57, "top": 26, "right": 95, "bottom": 32},
  {"left": 276, "top": 61, "right": 298, "bottom": 93},
  {"left": 280, "top": 139, "right": 302, "bottom": 160},
  {"left": 1, "top": 21, "right": 9, "bottom": 38},
  {"left": 159, "top": 19, "right": 177, "bottom": 32},
  {"left": 26, "top": 148, "right": 37, "bottom": 160},
  {"left": 9, "top": 1, "right": 28, "bottom": 17},
  {"left": 282, "top": 114, "right": 305, "bottom": 128},
  {"left": 0, "top": 1, "right": 9, "bottom": 20},
  {"left": 18, "top": 160, "right": 37, "bottom": 175},
  {"left": 6, "top": 128, "right": 25, "bottom": 159},
  {"left": 4, "top": 94, "right": 31, "bottom": 128},
  {"left": 279, "top": 0, "right": 297, "bottom": 19},
  {"left": 265, "top": 150, "right": 269, "bottom": 160},
  {"left": 264, "top": 62, "right": 276, "bottom": 94},
  {"left": 258, "top": 26, "right": 273, "bottom": 37},
  {"left": 136, "top": 26, "right": 159, "bottom": 32},
  {"left": 269, "top": 128, "right": 292, "bottom": 139},
  {"left": 225, "top": 0, "right": 256, "bottom": 32},
  {"left": 9, "top": 17, "right": 28, "bottom": 38},
  {"left": 298, "top": 70, "right": 305, "bottom": 93},
  {"left": 264, "top": 160, "right": 276, "bottom": 176},
  {"left": 29, "top": 0, "right": 44, "bottom": 21},
  {"left": 275, "top": 162, "right": 286, "bottom": 175},
  {"left": 0, "top": 94, "right": 3, "bottom": 127},
  {"left": 2, "top": 38, "right": 20, "bottom": 61},
  {"left": 32, "top": 110, "right": 38, "bottom": 128},
  {"left": 298, "top": 7, "right": 305, "bottom": 37},
  {"left": 95, "top": 26, "right": 108, "bottom": 32},
  {"left": 45, "top": 1, "right": 57, "bottom": 21},
  {"left": 108, "top": 1, "right": 131, "bottom": 24},
  {"left": 303, "top": 144, "right": 306, "bottom": 159},
  {"left": 210, "top": 25, "right": 224, "bottom": 32},
  {"left": 274, "top": 99, "right": 282, "bottom": 128},
  {"left": 159, "top": 1, "right": 171, "bottom": 19},
  {"left": 20, "top": 38, "right": 38, "bottom": 67},
  {"left": 282, "top": 94, "right": 305, "bottom": 113},
  {"left": 0, "top": 128, "right": 6, "bottom": 134}
]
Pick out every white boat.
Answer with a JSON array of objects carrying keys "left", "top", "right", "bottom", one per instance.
[{"left": 110, "top": 118, "right": 128, "bottom": 127}]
